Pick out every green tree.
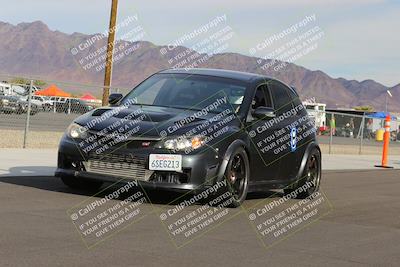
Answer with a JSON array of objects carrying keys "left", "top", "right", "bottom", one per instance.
[
  {"left": 10, "top": 77, "right": 29, "bottom": 86},
  {"left": 33, "top": 80, "right": 47, "bottom": 88},
  {"left": 9, "top": 78, "right": 46, "bottom": 88}
]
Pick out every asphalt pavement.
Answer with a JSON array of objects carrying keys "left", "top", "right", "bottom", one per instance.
[{"left": 0, "top": 170, "right": 399, "bottom": 266}]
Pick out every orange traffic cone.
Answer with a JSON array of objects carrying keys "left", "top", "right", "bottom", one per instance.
[{"left": 375, "top": 115, "right": 393, "bottom": 168}]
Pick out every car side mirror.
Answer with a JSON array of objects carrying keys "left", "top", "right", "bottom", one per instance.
[
  {"left": 108, "top": 93, "right": 123, "bottom": 105},
  {"left": 252, "top": 107, "right": 276, "bottom": 119}
]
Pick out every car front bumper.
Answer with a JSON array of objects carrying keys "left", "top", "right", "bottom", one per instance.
[{"left": 55, "top": 135, "right": 224, "bottom": 193}]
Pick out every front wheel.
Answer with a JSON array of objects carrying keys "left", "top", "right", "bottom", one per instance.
[
  {"left": 284, "top": 148, "right": 321, "bottom": 199},
  {"left": 61, "top": 175, "right": 103, "bottom": 192},
  {"left": 223, "top": 147, "right": 250, "bottom": 208}
]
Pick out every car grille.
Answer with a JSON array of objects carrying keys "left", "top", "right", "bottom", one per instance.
[{"left": 83, "top": 153, "right": 153, "bottom": 181}]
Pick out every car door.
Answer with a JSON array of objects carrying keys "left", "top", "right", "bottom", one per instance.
[
  {"left": 246, "top": 84, "right": 281, "bottom": 182},
  {"left": 269, "top": 81, "right": 299, "bottom": 181}
]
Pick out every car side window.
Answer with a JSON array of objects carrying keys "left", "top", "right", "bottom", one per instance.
[
  {"left": 269, "top": 81, "right": 293, "bottom": 115},
  {"left": 252, "top": 84, "right": 272, "bottom": 110},
  {"left": 287, "top": 86, "right": 302, "bottom": 107},
  {"left": 247, "top": 84, "right": 272, "bottom": 122}
]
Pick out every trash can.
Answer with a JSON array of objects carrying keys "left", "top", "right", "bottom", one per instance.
[{"left": 376, "top": 129, "right": 384, "bottom": 141}]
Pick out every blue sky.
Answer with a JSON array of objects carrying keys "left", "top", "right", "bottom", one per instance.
[{"left": 0, "top": 0, "right": 399, "bottom": 86}]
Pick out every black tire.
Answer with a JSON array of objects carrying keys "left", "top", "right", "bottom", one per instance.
[
  {"left": 284, "top": 148, "right": 321, "bottom": 199},
  {"left": 61, "top": 175, "right": 103, "bottom": 192},
  {"left": 222, "top": 147, "right": 250, "bottom": 208},
  {"left": 43, "top": 104, "right": 52, "bottom": 112}
]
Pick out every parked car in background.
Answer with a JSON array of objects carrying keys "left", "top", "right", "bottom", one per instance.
[
  {"left": 55, "top": 98, "right": 93, "bottom": 114},
  {"left": 30, "top": 95, "right": 54, "bottom": 111},
  {"left": 21, "top": 96, "right": 43, "bottom": 110},
  {"left": 0, "top": 95, "right": 39, "bottom": 115},
  {"left": 0, "top": 82, "right": 12, "bottom": 95},
  {"left": 49, "top": 96, "right": 68, "bottom": 103}
]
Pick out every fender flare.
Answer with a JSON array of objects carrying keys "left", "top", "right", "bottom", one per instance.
[
  {"left": 215, "top": 139, "right": 248, "bottom": 183},
  {"left": 294, "top": 141, "right": 321, "bottom": 183}
]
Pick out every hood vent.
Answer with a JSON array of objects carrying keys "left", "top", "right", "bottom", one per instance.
[{"left": 91, "top": 108, "right": 112, "bottom": 117}]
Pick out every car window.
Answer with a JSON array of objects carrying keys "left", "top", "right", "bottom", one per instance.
[
  {"left": 122, "top": 74, "right": 247, "bottom": 114},
  {"left": 269, "top": 81, "right": 293, "bottom": 115},
  {"left": 286, "top": 86, "right": 302, "bottom": 107},
  {"left": 252, "top": 84, "right": 272, "bottom": 110},
  {"left": 137, "top": 79, "right": 166, "bottom": 105}
]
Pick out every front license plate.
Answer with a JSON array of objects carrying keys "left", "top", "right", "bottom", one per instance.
[{"left": 149, "top": 154, "right": 182, "bottom": 172}]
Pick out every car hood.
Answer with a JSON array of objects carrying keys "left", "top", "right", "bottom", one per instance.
[{"left": 74, "top": 105, "right": 237, "bottom": 138}]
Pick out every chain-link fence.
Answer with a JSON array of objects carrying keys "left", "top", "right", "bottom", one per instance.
[
  {"left": 315, "top": 111, "right": 400, "bottom": 155},
  {"left": 0, "top": 76, "right": 130, "bottom": 149},
  {"left": 1, "top": 76, "right": 399, "bottom": 156}
]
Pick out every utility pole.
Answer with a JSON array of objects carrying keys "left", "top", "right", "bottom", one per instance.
[
  {"left": 385, "top": 94, "right": 388, "bottom": 113},
  {"left": 385, "top": 90, "right": 392, "bottom": 113},
  {"left": 102, "top": 0, "right": 119, "bottom": 105}
]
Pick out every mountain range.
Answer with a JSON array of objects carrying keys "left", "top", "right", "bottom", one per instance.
[{"left": 0, "top": 20, "right": 398, "bottom": 112}]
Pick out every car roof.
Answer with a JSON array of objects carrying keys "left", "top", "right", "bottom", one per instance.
[{"left": 158, "top": 68, "right": 271, "bottom": 83}]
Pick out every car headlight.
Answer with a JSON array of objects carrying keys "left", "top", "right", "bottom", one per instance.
[
  {"left": 163, "top": 136, "right": 206, "bottom": 151},
  {"left": 67, "top": 123, "right": 88, "bottom": 139}
]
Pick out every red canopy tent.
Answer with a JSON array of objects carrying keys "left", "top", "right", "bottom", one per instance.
[
  {"left": 80, "top": 93, "right": 97, "bottom": 101},
  {"left": 35, "top": 84, "right": 71, "bottom": 97}
]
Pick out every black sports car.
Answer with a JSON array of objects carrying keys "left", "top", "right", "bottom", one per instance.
[{"left": 56, "top": 68, "right": 321, "bottom": 207}]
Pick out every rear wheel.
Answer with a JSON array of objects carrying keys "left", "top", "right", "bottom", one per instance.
[
  {"left": 223, "top": 147, "right": 250, "bottom": 208},
  {"left": 284, "top": 148, "right": 321, "bottom": 199},
  {"left": 61, "top": 175, "right": 103, "bottom": 192}
]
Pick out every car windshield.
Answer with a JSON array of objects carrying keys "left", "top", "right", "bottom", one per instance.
[{"left": 121, "top": 73, "right": 247, "bottom": 113}]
